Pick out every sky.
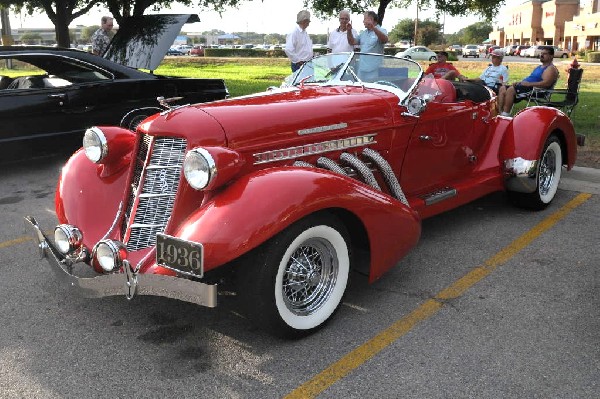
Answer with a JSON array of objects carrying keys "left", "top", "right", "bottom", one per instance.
[{"left": 9, "top": 0, "right": 517, "bottom": 35}]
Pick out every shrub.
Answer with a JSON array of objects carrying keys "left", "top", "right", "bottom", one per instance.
[
  {"left": 587, "top": 52, "right": 600, "bottom": 63},
  {"left": 204, "top": 48, "right": 287, "bottom": 58}
]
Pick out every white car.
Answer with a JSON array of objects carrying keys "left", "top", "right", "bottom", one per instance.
[
  {"left": 524, "top": 45, "right": 569, "bottom": 58},
  {"left": 462, "top": 44, "right": 479, "bottom": 58},
  {"left": 395, "top": 46, "right": 437, "bottom": 61}
]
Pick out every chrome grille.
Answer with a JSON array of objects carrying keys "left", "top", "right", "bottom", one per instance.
[{"left": 124, "top": 135, "right": 187, "bottom": 251}]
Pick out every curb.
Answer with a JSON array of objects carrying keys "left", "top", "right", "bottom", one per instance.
[{"left": 560, "top": 166, "right": 600, "bottom": 195}]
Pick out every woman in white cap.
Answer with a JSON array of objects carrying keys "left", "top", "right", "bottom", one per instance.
[
  {"left": 460, "top": 49, "right": 509, "bottom": 93},
  {"left": 285, "top": 10, "right": 314, "bottom": 72}
]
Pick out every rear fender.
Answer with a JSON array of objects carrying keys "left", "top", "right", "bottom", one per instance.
[
  {"left": 500, "top": 107, "right": 577, "bottom": 169},
  {"left": 171, "top": 167, "right": 421, "bottom": 282}
]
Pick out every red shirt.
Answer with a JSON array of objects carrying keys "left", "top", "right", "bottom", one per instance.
[{"left": 424, "top": 62, "right": 460, "bottom": 79}]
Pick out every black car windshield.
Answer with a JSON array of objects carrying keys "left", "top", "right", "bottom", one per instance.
[{"left": 290, "top": 52, "right": 422, "bottom": 100}]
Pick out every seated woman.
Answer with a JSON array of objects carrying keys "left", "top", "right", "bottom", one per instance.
[{"left": 459, "top": 49, "right": 508, "bottom": 94}]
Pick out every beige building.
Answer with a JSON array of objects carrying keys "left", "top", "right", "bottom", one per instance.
[
  {"left": 564, "top": 0, "right": 600, "bottom": 51},
  {"left": 490, "top": 0, "right": 600, "bottom": 52}
]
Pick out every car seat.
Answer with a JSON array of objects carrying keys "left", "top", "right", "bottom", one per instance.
[{"left": 0, "top": 75, "right": 13, "bottom": 90}]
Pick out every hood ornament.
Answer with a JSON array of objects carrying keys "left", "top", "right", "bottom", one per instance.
[{"left": 157, "top": 96, "right": 184, "bottom": 110}]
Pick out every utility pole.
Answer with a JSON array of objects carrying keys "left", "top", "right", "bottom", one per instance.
[
  {"left": 1, "top": 7, "right": 14, "bottom": 46},
  {"left": 413, "top": 3, "right": 419, "bottom": 46}
]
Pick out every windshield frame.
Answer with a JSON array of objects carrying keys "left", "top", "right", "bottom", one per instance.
[{"left": 289, "top": 52, "right": 424, "bottom": 103}]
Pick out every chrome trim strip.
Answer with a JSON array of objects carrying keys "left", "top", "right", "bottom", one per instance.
[
  {"left": 145, "top": 165, "right": 181, "bottom": 170},
  {"left": 298, "top": 122, "right": 348, "bottom": 135},
  {"left": 503, "top": 157, "right": 538, "bottom": 193},
  {"left": 24, "top": 216, "right": 217, "bottom": 308},
  {"left": 138, "top": 193, "right": 173, "bottom": 198},
  {"left": 253, "top": 134, "right": 376, "bottom": 165}
]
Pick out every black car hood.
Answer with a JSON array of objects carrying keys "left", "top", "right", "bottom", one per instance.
[{"left": 103, "top": 14, "right": 199, "bottom": 71}]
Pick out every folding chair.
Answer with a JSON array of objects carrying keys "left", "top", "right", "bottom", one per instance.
[{"left": 525, "top": 68, "right": 583, "bottom": 117}]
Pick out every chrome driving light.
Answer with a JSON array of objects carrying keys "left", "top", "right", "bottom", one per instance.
[
  {"left": 83, "top": 127, "right": 108, "bottom": 163},
  {"left": 95, "top": 240, "right": 127, "bottom": 272},
  {"left": 184, "top": 148, "right": 216, "bottom": 190},
  {"left": 53, "top": 225, "right": 83, "bottom": 254}
]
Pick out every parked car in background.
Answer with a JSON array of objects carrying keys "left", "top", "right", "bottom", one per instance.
[
  {"left": 0, "top": 14, "right": 228, "bottom": 159},
  {"left": 486, "top": 45, "right": 502, "bottom": 57},
  {"left": 190, "top": 44, "right": 204, "bottom": 56},
  {"left": 524, "top": 45, "right": 569, "bottom": 58},
  {"left": 166, "top": 47, "right": 184, "bottom": 56},
  {"left": 446, "top": 44, "right": 462, "bottom": 55},
  {"left": 395, "top": 46, "right": 437, "bottom": 61},
  {"left": 515, "top": 45, "right": 531, "bottom": 56},
  {"left": 504, "top": 45, "right": 518, "bottom": 55},
  {"left": 26, "top": 52, "right": 579, "bottom": 338},
  {"left": 462, "top": 44, "right": 479, "bottom": 58},
  {"left": 175, "top": 44, "right": 192, "bottom": 54}
]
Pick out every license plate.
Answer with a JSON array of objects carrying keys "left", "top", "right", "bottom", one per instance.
[{"left": 156, "top": 234, "right": 204, "bottom": 277}]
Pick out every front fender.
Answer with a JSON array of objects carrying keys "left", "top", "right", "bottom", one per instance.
[
  {"left": 500, "top": 107, "right": 577, "bottom": 169},
  {"left": 172, "top": 167, "right": 421, "bottom": 281}
]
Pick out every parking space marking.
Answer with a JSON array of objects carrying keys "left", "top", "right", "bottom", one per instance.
[
  {"left": 285, "top": 193, "right": 592, "bottom": 399},
  {"left": 0, "top": 235, "right": 33, "bottom": 249}
]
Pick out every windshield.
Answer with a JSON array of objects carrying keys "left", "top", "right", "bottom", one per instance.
[{"left": 289, "top": 52, "right": 423, "bottom": 100}]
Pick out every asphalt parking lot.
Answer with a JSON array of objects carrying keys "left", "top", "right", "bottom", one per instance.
[{"left": 0, "top": 155, "right": 598, "bottom": 398}]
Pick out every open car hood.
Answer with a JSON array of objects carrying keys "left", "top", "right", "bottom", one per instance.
[{"left": 103, "top": 14, "right": 199, "bottom": 71}]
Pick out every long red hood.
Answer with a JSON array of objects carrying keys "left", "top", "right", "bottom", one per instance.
[{"left": 144, "top": 85, "right": 398, "bottom": 151}]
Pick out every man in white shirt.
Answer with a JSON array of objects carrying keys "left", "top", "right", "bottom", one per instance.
[
  {"left": 285, "top": 10, "right": 313, "bottom": 72},
  {"left": 327, "top": 10, "right": 357, "bottom": 53}
]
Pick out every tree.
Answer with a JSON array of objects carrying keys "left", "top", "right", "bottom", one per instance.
[
  {"left": 389, "top": 18, "right": 441, "bottom": 47},
  {"left": 0, "top": 0, "right": 101, "bottom": 47},
  {"left": 0, "top": 0, "right": 255, "bottom": 48},
  {"left": 105, "top": 0, "right": 252, "bottom": 25},
  {"left": 305, "top": 0, "right": 502, "bottom": 26},
  {"left": 79, "top": 24, "right": 98, "bottom": 43},
  {"left": 20, "top": 30, "right": 42, "bottom": 44}
]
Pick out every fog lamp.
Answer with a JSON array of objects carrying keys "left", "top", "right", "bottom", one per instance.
[
  {"left": 95, "top": 240, "right": 127, "bottom": 272},
  {"left": 83, "top": 127, "right": 108, "bottom": 163},
  {"left": 54, "top": 225, "right": 83, "bottom": 254}
]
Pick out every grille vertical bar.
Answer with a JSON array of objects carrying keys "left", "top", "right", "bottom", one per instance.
[{"left": 123, "top": 135, "right": 187, "bottom": 251}]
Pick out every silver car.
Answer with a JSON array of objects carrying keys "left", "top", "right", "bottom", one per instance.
[{"left": 395, "top": 46, "right": 437, "bottom": 61}]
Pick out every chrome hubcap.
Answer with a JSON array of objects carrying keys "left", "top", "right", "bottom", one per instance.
[{"left": 282, "top": 238, "right": 338, "bottom": 316}]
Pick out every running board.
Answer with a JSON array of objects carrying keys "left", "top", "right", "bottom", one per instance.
[{"left": 421, "top": 187, "right": 457, "bottom": 205}]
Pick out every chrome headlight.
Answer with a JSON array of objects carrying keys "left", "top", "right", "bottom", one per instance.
[
  {"left": 184, "top": 148, "right": 216, "bottom": 190},
  {"left": 95, "top": 240, "right": 127, "bottom": 272},
  {"left": 83, "top": 127, "right": 108, "bottom": 163},
  {"left": 54, "top": 225, "right": 83, "bottom": 254}
]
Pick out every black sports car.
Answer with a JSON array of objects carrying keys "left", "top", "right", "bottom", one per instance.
[{"left": 0, "top": 14, "right": 227, "bottom": 159}]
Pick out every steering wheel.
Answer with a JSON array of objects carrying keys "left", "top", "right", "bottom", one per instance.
[{"left": 374, "top": 80, "right": 399, "bottom": 88}]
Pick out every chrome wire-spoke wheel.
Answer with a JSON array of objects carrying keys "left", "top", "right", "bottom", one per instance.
[
  {"left": 274, "top": 221, "right": 350, "bottom": 332},
  {"left": 282, "top": 237, "right": 338, "bottom": 316},
  {"left": 538, "top": 140, "right": 562, "bottom": 204}
]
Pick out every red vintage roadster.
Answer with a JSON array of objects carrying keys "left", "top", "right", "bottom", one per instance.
[{"left": 26, "top": 52, "right": 578, "bottom": 337}]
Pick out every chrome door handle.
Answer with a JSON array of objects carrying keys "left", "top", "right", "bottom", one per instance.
[{"left": 419, "top": 135, "right": 433, "bottom": 141}]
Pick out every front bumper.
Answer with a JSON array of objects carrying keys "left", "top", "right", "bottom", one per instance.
[{"left": 24, "top": 216, "right": 217, "bottom": 308}]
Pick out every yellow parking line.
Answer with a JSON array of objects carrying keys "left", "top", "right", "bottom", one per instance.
[
  {"left": 0, "top": 230, "right": 53, "bottom": 249},
  {"left": 0, "top": 235, "right": 33, "bottom": 249},
  {"left": 285, "top": 193, "right": 592, "bottom": 399}
]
